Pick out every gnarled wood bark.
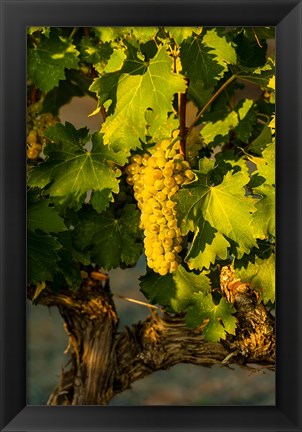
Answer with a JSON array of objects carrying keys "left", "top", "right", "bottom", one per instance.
[{"left": 27, "top": 267, "right": 275, "bottom": 405}]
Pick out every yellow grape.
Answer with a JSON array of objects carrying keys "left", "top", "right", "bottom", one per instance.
[{"left": 126, "top": 137, "right": 194, "bottom": 274}]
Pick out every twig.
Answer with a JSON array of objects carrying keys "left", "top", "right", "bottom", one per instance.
[
  {"left": 69, "top": 27, "right": 78, "bottom": 39},
  {"left": 252, "top": 28, "right": 263, "bottom": 48},
  {"left": 113, "top": 293, "right": 160, "bottom": 310},
  {"left": 185, "top": 74, "right": 237, "bottom": 139}
]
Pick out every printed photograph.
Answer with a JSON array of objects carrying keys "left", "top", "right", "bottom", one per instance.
[{"left": 26, "top": 26, "right": 275, "bottom": 405}]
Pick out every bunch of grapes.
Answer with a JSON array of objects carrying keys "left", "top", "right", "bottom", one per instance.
[
  {"left": 27, "top": 113, "right": 58, "bottom": 160},
  {"left": 126, "top": 139, "right": 195, "bottom": 275}
]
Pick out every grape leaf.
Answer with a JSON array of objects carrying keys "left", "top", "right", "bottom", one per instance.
[
  {"left": 185, "top": 217, "right": 230, "bottom": 270},
  {"left": 79, "top": 37, "right": 113, "bottom": 68},
  {"left": 131, "top": 27, "right": 159, "bottom": 44},
  {"left": 253, "top": 143, "right": 275, "bottom": 186},
  {"left": 268, "top": 115, "right": 275, "bottom": 135},
  {"left": 170, "top": 265, "right": 211, "bottom": 312},
  {"left": 94, "top": 27, "right": 126, "bottom": 43},
  {"left": 175, "top": 170, "right": 257, "bottom": 258},
  {"left": 27, "top": 232, "right": 62, "bottom": 283},
  {"left": 236, "top": 58, "right": 275, "bottom": 89},
  {"left": 234, "top": 99, "right": 256, "bottom": 143},
  {"left": 187, "top": 78, "right": 213, "bottom": 112},
  {"left": 186, "top": 292, "right": 237, "bottom": 341},
  {"left": 167, "top": 27, "right": 202, "bottom": 45},
  {"left": 101, "top": 46, "right": 187, "bottom": 156},
  {"left": 252, "top": 184, "right": 275, "bottom": 239},
  {"left": 145, "top": 111, "right": 179, "bottom": 141},
  {"left": 94, "top": 27, "right": 158, "bottom": 45},
  {"left": 248, "top": 125, "right": 272, "bottom": 154},
  {"left": 28, "top": 29, "right": 79, "bottom": 92},
  {"left": 200, "top": 99, "right": 254, "bottom": 146},
  {"left": 28, "top": 198, "right": 67, "bottom": 233},
  {"left": 72, "top": 204, "right": 143, "bottom": 270},
  {"left": 235, "top": 254, "right": 275, "bottom": 303},
  {"left": 28, "top": 27, "right": 50, "bottom": 38},
  {"left": 140, "top": 271, "right": 175, "bottom": 309},
  {"left": 234, "top": 29, "right": 267, "bottom": 68},
  {"left": 140, "top": 265, "right": 211, "bottom": 312},
  {"left": 200, "top": 111, "right": 238, "bottom": 145},
  {"left": 180, "top": 36, "right": 224, "bottom": 88},
  {"left": 211, "top": 150, "right": 249, "bottom": 186},
  {"left": 104, "top": 47, "right": 127, "bottom": 73},
  {"left": 57, "top": 230, "right": 91, "bottom": 267},
  {"left": 250, "top": 143, "right": 275, "bottom": 239},
  {"left": 90, "top": 189, "right": 115, "bottom": 213},
  {"left": 203, "top": 28, "right": 237, "bottom": 72},
  {"left": 27, "top": 123, "right": 124, "bottom": 210},
  {"left": 56, "top": 249, "right": 83, "bottom": 288},
  {"left": 89, "top": 43, "right": 146, "bottom": 117}
]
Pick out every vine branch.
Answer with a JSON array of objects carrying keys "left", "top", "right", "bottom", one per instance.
[
  {"left": 27, "top": 266, "right": 275, "bottom": 405},
  {"left": 178, "top": 89, "right": 188, "bottom": 158},
  {"left": 185, "top": 74, "right": 237, "bottom": 139}
]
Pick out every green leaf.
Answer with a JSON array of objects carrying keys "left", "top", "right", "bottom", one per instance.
[
  {"left": 167, "top": 27, "right": 202, "bottom": 45},
  {"left": 94, "top": 27, "right": 158, "bottom": 45},
  {"left": 90, "top": 189, "right": 115, "bottom": 213},
  {"left": 175, "top": 170, "right": 257, "bottom": 258},
  {"left": 237, "top": 58, "right": 275, "bottom": 89},
  {"left": 28, "top": 29, "right": 79, "bottom": 92},
  {"left": 180, "top": 36, "right": 224, "bottom": 88},
  {"left": 234, "top": 99, "right": 256, "bottom": 143},
  {"left": 249, "top": 143, "right": 275, "bottom": 239},
  {"left": 140, "top": 271, "right": 175, "bottom": 309},
  {"left": 131, "top": 27, "right": 159, "bottom": 44},
  {"left": 211, "top": 150, "right": 249, "bottom": 186},
  {"left": 145, "top": 112, "right": 179, "bottom": 142},
  {"left": 234, "top": 29, "right": 267, "bottom": 68},
  {"left": 73, "top": 204, "right": 143, "bottom": 270},
  {"left": 27, "top": 232, "right": 62, "bottom": 283},
  {"left": 28, "top": 27, "right": 50, "bottom": 37},
  {"left": 203, "top": 28, "right": 237, "bottom": 71},
  {"left": 249, "top": 125, "right": 272, "bottom": 154},
  {"left": 200, "top": 99, "right": 255, "bottom": 146},
  {"left": 101, "top": 46, "right": 187, "bottom": 156},
  {"left": 28, "top": 198, "right": 67, "bottom": 233},
  {"left": 187, "top": 78, "right": 213, "bottom": 112},
  {"left": 140, "top": 265, "right": 211, "bottom": 312},
  {"left": 89, "top": 43, "right": 146, "bottom": 117},
  {"left": 79, "top": 37, "right": 113, "bottom": 68},
  {"left": 94, "top": 27, "right": 126, "bottom": 43},
  {"left": 186, "top": 293, "right": 237, "bottom": 341},
  {"left": 185, "top": 217, "right": 230, "bottom": 270},
  {"left": 269, "top": 115, "right": 275, "bottom": 135},
  {"left": 254, "top": 142, "right": 275, "bottom": 186},
  {"left": 57, "top": 230, "right": 91, "bottom": 267},
  {"left": 104, "top": 47, "right": 127, "bottom": 73},
  {"left": 200, "top": 111, "right": 238, "bottom": 145},
  {"left": 28, "top": 123, "right": 124, "bottom": 209},
  {"left": 171, "top": 265, "right": 211, "bottom": 312},
  {"left": 235, "top": 254, "right": 275, "bottom": 303},
  {"left": 252, "top": 184, "right": 275, "bottom": 239}
]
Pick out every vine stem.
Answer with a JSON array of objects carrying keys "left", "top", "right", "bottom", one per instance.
[
  {"left": 69, "top": 27, "right": 78, "bottom": 39},
  {"left": 178, "top": 89, "right": 187, "bottom": 157},
  {"left": 185, "top": 74, "right": 237, "bottom": 140}
]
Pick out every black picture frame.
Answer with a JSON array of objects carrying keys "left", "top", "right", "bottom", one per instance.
[{"left": 0, "top": 0, "right": 301, "bottom": 431}]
